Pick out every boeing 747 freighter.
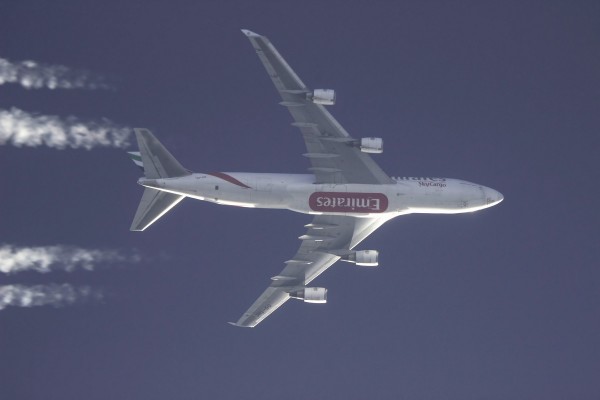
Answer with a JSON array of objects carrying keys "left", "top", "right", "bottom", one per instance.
[{"left": 128, "top": 30, "right": 503, "bottom": 327}]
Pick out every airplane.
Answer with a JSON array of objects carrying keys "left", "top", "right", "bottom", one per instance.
[{"left": 127, "top": 29, "right": 503, "bottom": 328}]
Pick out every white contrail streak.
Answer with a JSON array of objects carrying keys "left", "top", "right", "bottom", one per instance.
[
  {"left": 0, "top": 57, "right": 111, "bottom": 90},
  {"left": 0, "top": 284, "right": 103, "bottom": 310},
  {"left": 0, "top": 107, "right": 131, "bottom": 149},
  {"left": 0, "top": 244, "right": 140, "bottom": 274}
]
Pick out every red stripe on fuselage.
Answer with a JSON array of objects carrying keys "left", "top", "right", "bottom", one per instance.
[{"left": 205, "top": 172, "right": 251, "bottom": 189}]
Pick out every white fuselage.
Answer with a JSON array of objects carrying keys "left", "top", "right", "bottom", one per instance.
[{"left": 139, "top": 172, "right": 504, "bottom": 218}]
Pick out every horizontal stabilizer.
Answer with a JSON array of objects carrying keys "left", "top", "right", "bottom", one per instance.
[{"left": 130, "top": 188, "right": 184, "bottom": 231}]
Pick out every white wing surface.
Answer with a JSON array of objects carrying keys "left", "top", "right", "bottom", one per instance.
[
  {"left": 242, "top": 29, "right": 394, "bottom": 185},
  {"left": 230, "top": 215, "right": 391, "bottom": 327}
]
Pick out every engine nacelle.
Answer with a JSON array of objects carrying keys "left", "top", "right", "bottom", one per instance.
[
  {"left": 356, "top": 250, "right": 379, "bottom": 266},
  {"left": 310, "top": 89, "right": 336, "bottom": 105},
  {"left": 360, "top": 137, "right": 383, "bottom": 154},
  {"left": 289, "top": 287, "right": 327, "bottom": 303},
  {"left": 345, "top": 250, "right": 379, "bottom": 267}
]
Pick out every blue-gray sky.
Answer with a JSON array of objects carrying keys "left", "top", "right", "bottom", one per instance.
[{"left": 1, "top": 1, "right": 599, "bottom": 399}]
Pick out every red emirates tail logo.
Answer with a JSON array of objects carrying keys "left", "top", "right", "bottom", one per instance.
[{"left": 309, "top": 192, "right": 388, "bottom": 213}]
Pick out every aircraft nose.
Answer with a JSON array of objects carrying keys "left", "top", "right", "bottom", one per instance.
[
  {"left": 496, "top": 191, "right": 504, "bottom": 203},
  {"left": 485, "top": 188, "right": 504, "bottom": 205}
]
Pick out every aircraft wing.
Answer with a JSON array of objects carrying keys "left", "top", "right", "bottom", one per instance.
[
  {"left": 242, "top": 29, "right": 394, "bottom": 185},
  {"left": 230, "top": 214, "right": 392, "bottom": 327}
]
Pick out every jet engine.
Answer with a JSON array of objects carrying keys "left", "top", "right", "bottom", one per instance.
[
  {"left": 289, "top": 287, "right": 327, "bottom": 303},
  {"left": 309, "top": 89, "right": 336, "bottom": 105},
  {"left": 345, "top": 250, "right": 379, "bottom": 267},
  {"left": 360, "top": 137, "right": 383, "bottom": 154}
]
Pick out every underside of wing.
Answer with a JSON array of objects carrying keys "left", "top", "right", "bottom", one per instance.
[
  {"left": 231, "top": 214, "right": 393, "bottom": 327},
  {"left": 229, "top": 287, "right": 290, "bottom": 328},
  {"left": 242, "top": 29, "right": 394, "bottom": 185}
]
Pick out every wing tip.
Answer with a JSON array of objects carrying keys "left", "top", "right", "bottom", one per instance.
[
  {"left": 241, "top": 29, "right": 260, "bottom": 38},
  {"left": 228, "top": 321, "right": 253, "bottom": 328}
]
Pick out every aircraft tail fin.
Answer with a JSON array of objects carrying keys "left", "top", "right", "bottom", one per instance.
[
  {"left": 132, "top": 128, "right": 189, "bottom": 179},
  {"left": 129, "top": 128, "right": 189, "bottom": 231}
]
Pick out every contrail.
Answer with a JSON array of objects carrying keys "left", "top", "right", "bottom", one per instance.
[
  {"left": 0, "top": 244, "right": 140, "bottom": 274},
  {"left": 0, "top": 107, "right": 131, "bottom": 149},
  {"left": 0, "top": 284, "right": 103, "bottom": 310},
  {"left": 0, "top": 57, "right": 111, "bottom": 90}
]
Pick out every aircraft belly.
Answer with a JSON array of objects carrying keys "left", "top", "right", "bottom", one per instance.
[{"left": 150, "top": 175, "right": 478, "bottom": 215}]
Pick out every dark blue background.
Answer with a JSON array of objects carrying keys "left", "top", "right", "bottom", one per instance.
[{"left": 1, "top": 2, "right": 598, "bottom": 399}]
